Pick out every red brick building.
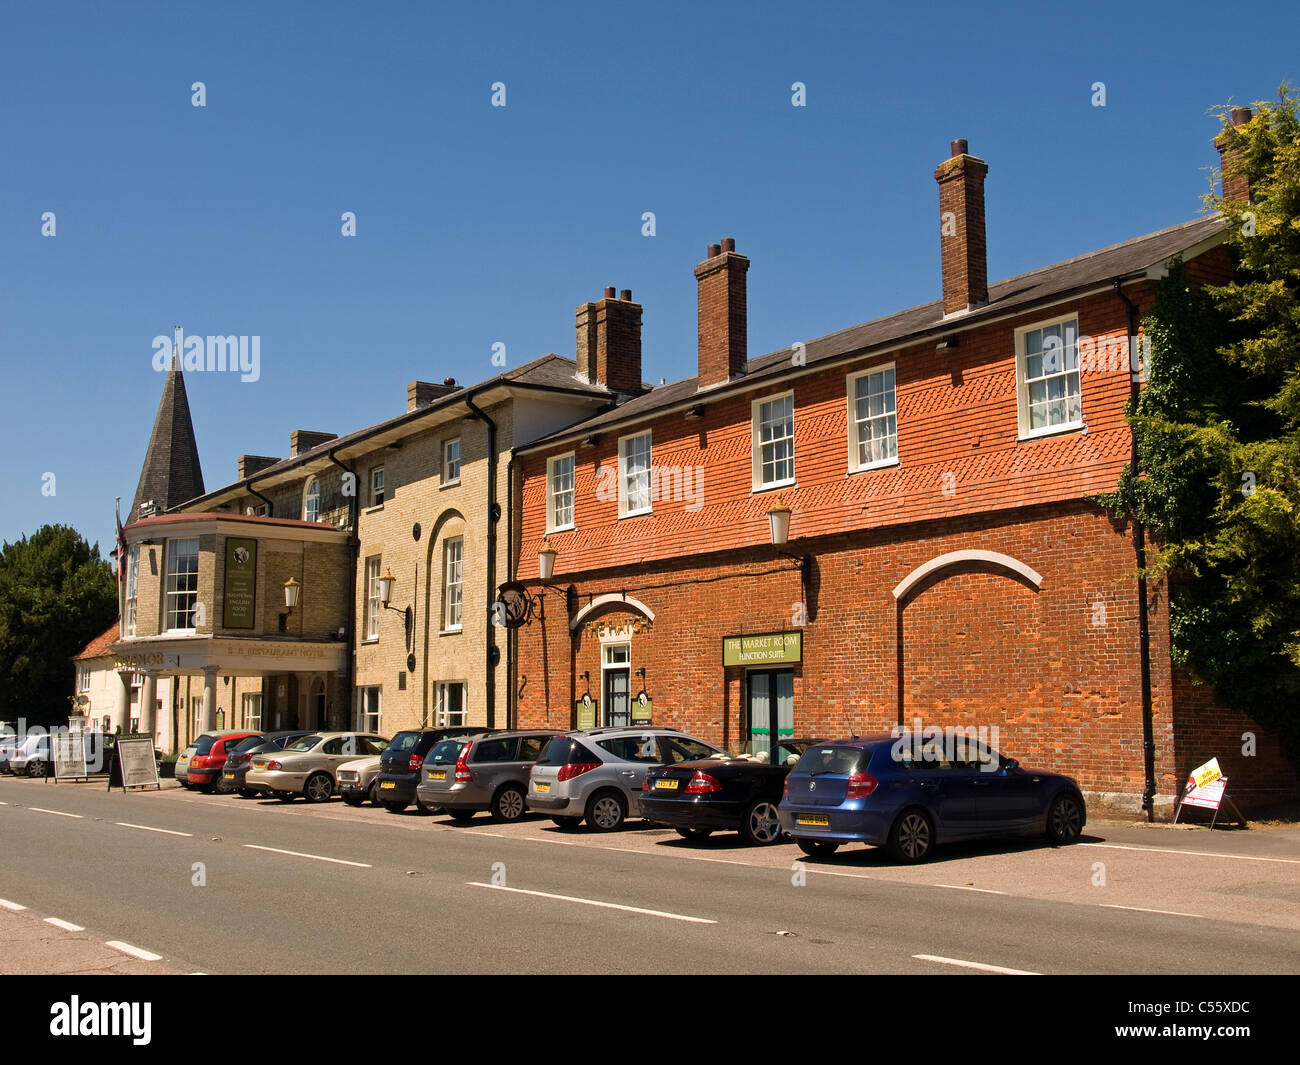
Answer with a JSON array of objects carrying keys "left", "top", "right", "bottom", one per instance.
[{"left": 507, "top": 135, "right": 1297, "bottom": 815}]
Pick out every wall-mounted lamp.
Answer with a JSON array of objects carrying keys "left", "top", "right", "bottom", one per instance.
[
  {"left": 767, "top": 496, "right": 811, "bottom": 586},
  {"left": 538, "top": 539, "right": 557, "bottom": 582},
  {"left": 279, "top": 577, "right": 301, "bottom": 632},
  {"left": 377, "top": 569, "right": 413, "bottom": 645}
]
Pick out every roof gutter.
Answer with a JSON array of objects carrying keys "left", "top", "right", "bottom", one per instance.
[{"left": 1113, "top": 277, "right": 1157, "bottom": 822}]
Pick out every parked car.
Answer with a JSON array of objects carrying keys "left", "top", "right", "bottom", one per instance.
[
  {"left": 338, "top": 756, "right": 383, "bottom": 806},
  {"left": 777, "top": 734, "right": 1087, "bottom": 863},
  {"left": 218, "top": 731, "right": 314, "bottom": 796},
  {"left": 526, "top": 727, "right": 722, "bottom": 832},
  {"left": 8, "top": 734, "right": 51, "bottom": 777},
  {"left": 641, "top": 738, "right": 822, "bottom": 844},
  {"left": 186, "top": 731, "right": 260, "bottom": 791},
  {"left": 245, "top": 732, "right": 390, "bottom": 802},
  {"left": 0, "top": 731, "right": 22, "bottom": 774},
  {"left": 373, "top": 727, "right": 479, "bottom": 813},
  {"left": 417, "top": 729, "right": 561, "bottom": 822},
  {"left": 176, "top": 730, "right": 251, "bottom": 788}
]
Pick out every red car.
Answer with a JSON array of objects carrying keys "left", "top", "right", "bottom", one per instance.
[{"left": 186, "top": 732, "right": 261, "bottom": 792}]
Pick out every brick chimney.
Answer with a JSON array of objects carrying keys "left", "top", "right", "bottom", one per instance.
[
  {"left": 1215, "top": 106, "right": 1253, "bottom": 203},
  {"left": 237, "top": 455, "right": 280, "bottom": 480},
  {"left": 407, "top": 380, "right": 458, "bottom": 411},
  {"left": 575, "top": 287, "right": 643, "bottom": 394},
  {"left": 290, "top": 430, "right": 337, "bottom": 457},
  {"left": 694, "top": 237, "right": 748, "bottom": 389},
  {"left": 935, "top": 140, "right": 989, "bottom": 316}
]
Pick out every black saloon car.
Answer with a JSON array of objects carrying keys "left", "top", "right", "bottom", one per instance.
[
  {"left": 373, "top": 727, "right": 480, "bottom": 812},
  {"left": 640, "top": 739, "right": 821, "bottom": 845}
]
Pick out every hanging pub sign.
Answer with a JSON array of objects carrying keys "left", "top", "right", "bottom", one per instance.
[
  {"left": 722, "top": 630, "right": 803, "bottom": 667},
  {"left": 575, "top": 693, "right": 597, "bottom": 730},
  {"left": 632, "top": 690, "right": 653, "bottom": 725},
  {"left": 223, "top": 537, "right": 258, "bottom": 629}
]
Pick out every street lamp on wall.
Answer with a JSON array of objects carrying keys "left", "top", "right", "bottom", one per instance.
[
  {"left": 377, "top": 569, "right": 414, "bottom": 648},
  {"left": 538, "top": 539, "right": 557, "bottom": 582},
  {"left": 279, "top": 577, "right": 301, "bottom": 633},
  {"left": 767, "top": 496, "right": 811, "bottom": 586}
]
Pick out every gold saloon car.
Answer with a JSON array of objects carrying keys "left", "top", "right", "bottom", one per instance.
[{"left": 245, "top": 732, "right": 390, "bottom": 803}]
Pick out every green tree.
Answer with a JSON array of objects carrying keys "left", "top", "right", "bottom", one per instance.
[
  {"left": 0, "top": 524, "right": 118, "bottom": 728},
  {"left": 1097, "top": 85, "right": 1300, "bottom": 761}
]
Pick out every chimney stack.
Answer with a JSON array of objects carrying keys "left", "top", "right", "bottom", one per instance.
[
  {"left": 407, "top": 380, "right": 458, "bottom": 411},
  {"left": 238, "top": 455, "right": 280, "bottom": 480},
  {"left": 1215, "top": 106, "right": 1253, "bottom": 204},
  {"left": 575, "top": 288, "right": 643, "bottom": 394},
  {"left": 935, "top": 139, "right": 989, "bottom": 315},
  {"left": 290, "top": 430, "right": 337, "bottom": 457},
  {"left": 695, "top": 237, "right": 748, "bottom": 388}
]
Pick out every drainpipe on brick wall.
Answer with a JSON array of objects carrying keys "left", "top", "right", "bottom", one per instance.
[
  {"left": 464, "top": 395, "right": 499, "bottom": 730},
  {"left": 1113, "top": 279, "right": 1156, "bottom": 821},
  {"left": 505, "top": 449, "right": 517, "bottom": 729},
  {"left": 327, "top": 448, "right": 359, "bottom": 731},
  {"left": 247, "top": 481, "right": 275, "bottom": 517}
]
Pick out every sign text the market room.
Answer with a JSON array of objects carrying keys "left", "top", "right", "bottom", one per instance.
[{"left": 722, "top": 630, "right": 803, "bottom": 667}]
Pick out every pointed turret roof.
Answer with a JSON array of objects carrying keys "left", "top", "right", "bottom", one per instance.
[{"left": 130, "top": 347, "right": 205, "bottom": 520}]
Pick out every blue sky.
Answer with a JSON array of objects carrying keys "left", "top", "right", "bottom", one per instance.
[{"left": 1, "top": 0, "right": 1295, "bottom": 556}]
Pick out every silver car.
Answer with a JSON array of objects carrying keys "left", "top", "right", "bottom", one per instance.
[
  {"left": 245, "top": 732, "right": 389, "bottom": 803},
  {"left": 526, "top": 727, "right": 721, "bottom": 831},
  {"left": 417, "top": 729, "right": 562, "bottom": 823},
  {"left": 337, "top": 756, "right": 383, "bottom": 806}
]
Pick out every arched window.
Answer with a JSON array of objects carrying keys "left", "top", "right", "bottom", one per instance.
[{"left": 303, "top": 477, "right": 321, "bottom": 522}]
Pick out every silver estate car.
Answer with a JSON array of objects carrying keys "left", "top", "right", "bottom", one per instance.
[
  {"left": 526, "top": 727, "right": 721, "bottom": 831},
  {"left": 416, "top": 729, "right": 562, "bottom": 822},
  {"left": 245, "top": 732, "right": 389, "bottom": 802}
]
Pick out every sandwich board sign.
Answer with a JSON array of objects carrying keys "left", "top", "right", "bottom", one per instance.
[
  {"left": 1174, "top": 757, "right": 1246, "bottom": 829},
  {"left": 53, "top": 730, "right": 89, "bottom": 782},
  {"left": 113, "top": 735, "right": 160, "bottom": 792}
]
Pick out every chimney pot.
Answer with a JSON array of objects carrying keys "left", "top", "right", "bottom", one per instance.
[
  {"left": 1232, "top": 106, "right": 1252, "bottom": 127},
  {"left": 950, "top": 139, "right": 968, "bottom": 157},
  {"left": 604, "top": 286, "right": 616, "bottom": 299},
  {"left": 707, "top": 243, "right": 721, "bottom": 258},
  {"left": 620, "top": 289, "right": 632, "bottom": 301},
  {"left": 444, "top": 376, "right": 456, "bottom": 387},
  {"left": 721, "top": 237, "right": 735, "bottom": 252}
]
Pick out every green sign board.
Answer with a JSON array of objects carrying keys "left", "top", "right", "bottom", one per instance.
[
  {"left": 223, "top": 538, "right": 258, "bottom": 629},
  {"left": 632, "top": 691, "right": 653, "bottom": 725},
  {"left": 722, "top": 630, "right": 803, "bottom": 667},
  {"left": 575, "top": 694, "right": 597, "bottom": 730}
]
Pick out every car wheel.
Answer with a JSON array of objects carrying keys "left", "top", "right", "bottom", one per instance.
[
  {"left": 383, "top": 801, "right": 408, "bottom": 813},
  {"left": 740, "top": 800, "right": 783, "bottom": 845},
  {"left": 585, "top": 790, "right": 626, "bottom": 832},
  {"left": 365, "top": 782, "right": 377, "bottom": 806},
  {"left": 796, "top": 838, "right": 840, "bottom": 858},
  {"left": 888, "top": 808, "right": 934, "bottom": 863},
  {"left": 28, "top": 760, "right": 46, "bottom": 778},
  {"left": 675, "top": 827, "right": 713, "bottom": 840},
  {"left": 490, "top": 785, "right": 527, "bottom": 823},
  {"left": 445, "top": 807, "right": 477, "bottom": 822},
  {"left": 1046, "top": 793, "right": 1085, "bottom": 845},
  {"left": 303, "top": 772, "right": 334, "bottom": 803},
  {"left": 551, "top": 816, "right": 582, "bottom": 829}
]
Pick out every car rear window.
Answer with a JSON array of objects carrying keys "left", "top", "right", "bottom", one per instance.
[
  {"left": 192, "top": 735, "right": 217, "bottom": 755},
  {"left": 387, "top": 731, "right": 422, "bottom": 753},
  {"left": 427, "top": 739, "right": 467, "bottom": 766},
  {"left": 285, "top": 735, "right": 324, "bottom": 753},
  {"left": 537, "top": 738, "right": 599, "bottom": 766},
  {"left": 232, "top": 735, "right": 266, "bottom": 754},
  {"left": 794, "top": 745, "right": 870, "bottom": 776},
  {"left": 661, "top": 737, "right": 719, "bottom": 763}
]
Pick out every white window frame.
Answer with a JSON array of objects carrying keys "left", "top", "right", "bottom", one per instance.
[
  {"left": 1016, "top": 315, "right": 1083, "bottom": 439},
  {"left": 303, "top": 476, "right": 321, "bottom": 522},
  {"left": 163, "top": 537, "right": 200, "bottom": 633},
  {"left": 363, "top": 555, "right": 382, "bottom": 641},
  {"left": 443, "top": 438, "right": 461, "bottom": 485},
  {"left": 618, "top": 431, "right": 653, "bottom": 517},
  {"left": 241, "top": 692, "right": 262, "bottom": 731},
  {"left": 546, "top": 452, "right": 575, "bottom": 532},
  {"left": 125, "top": 543, "right": 139, "bottom": 636},
  {"left": 435, "top": 681, "right": 466, "bottom": 727},
  {"left": 76, "top": 664, "right": 91, "bottom": 692},
  {"left": 847, "top": 363, "right": 899, "bottom": 472},
  {"left": 370, "top": 467, "right": 385, "bottom": 507},
  {"left": 251, "top": 503, "right": 269, "bottom": 517},
  {"left": 751, "top": 391, "right": 796, "bottom": 491},
  {"left": 442, "top": 537, "right": 463, "bottom": 632},
  {"left": 358, "top": 686, "right": 381, "bottom": 733}
]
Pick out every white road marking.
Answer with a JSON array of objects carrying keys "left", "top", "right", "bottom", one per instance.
[
  {"left": 1102, "top": 903, "right": 1205, "bottom": 918},
  {"left": 106, "top": 941, "right": 162, "bottom": 961},
  {"left": 243, "top": 844, "right": 371, "bottom": 868},
  {"left": 467, "top": 881, "right": 717, "bottom": 924},
  {"left": 115, "top": 822, "right": 193, "bottom": 837},
  {"left": 937, "top": 884, "right": 1008, "bottom": 895},
  {"left": 0, "top": 898, "right": 27, "bottom": 911},
  {"left": 44, "top": 917, "right": 85, "bottom": 932},
  {"left": 914, "top": 953, "right": 1040, "bottom": 975},
  {"left": 1081, "top": 842, "right": 1300, "bottom": 865},
  {"left": 28, "top": 807, "right": 82, "bottom": 818}
]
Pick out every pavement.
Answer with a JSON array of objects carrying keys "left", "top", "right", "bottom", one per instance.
[{"left": 2, "top": 772, "right": 1298, "bottom": 974}]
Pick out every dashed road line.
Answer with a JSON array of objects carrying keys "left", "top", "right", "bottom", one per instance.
[
  {"left": 0, "top": 898, "right": 28, "bottom": 911},
  {"left": 467, "top": 881, "right": 717, "bottom": 924},
  {"left": 44, "top": 917, "right": 85, "bottom": 932},
  {"left": 937, "top": 885, "right": 1008, "bottom": 895},
  {"left": 1102, "top": 903, "right": 1205, "bottom": 918},
  {"left": 28, "top": 807, "right": 82, "bottom": 818},
  {"left": 242, "top": 844, "right": 371, "bottom": 868},
  {"left": 914, "top": 953, "right": 1040, "bottom": 975},
  {"left": 115, "top": 821, "right": 193, "bottom": 837},
  {"left": 106, "top": 941, "right": 163, "bottom": 962},
  {"left": 1081, "top": 842, "right": 1300, "bottom": 865}
]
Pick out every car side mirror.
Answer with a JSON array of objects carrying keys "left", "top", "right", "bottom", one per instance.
[{"left": 1001, "top": 757, "right": 1019, "bottom": 772}]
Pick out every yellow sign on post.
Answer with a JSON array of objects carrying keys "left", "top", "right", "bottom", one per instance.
[{"left": 1190, "top": 757, "right": 1223, "bottom": 789}]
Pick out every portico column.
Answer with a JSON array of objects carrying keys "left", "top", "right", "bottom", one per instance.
[
  {"left": 139, "top": 674, "right": 158, "bottom": 740},
  {"left": 110, "top": 671, "right": 131, "bottom": 734},
  {"left": 201, "top": 667, "right": 218, "bottom": 732}
]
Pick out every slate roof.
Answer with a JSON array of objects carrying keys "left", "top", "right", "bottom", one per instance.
[{"left": 131, "top": 356, "right": 205, "bottom": 520}]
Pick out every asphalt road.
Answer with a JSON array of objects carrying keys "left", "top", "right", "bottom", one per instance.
[{"left": 1, "top": 775, "right": 1297, "bottom": 975}]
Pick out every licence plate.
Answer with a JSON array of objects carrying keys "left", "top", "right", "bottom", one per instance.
[
  {"left": 653, "top": 779, "right": 679, "bottom": 790},
  {"left": 427, "top": 770, "right": 446, "bottom": 781},
  {"left": 534, "top": 782, "right": 550, "bottom": 793},
  {"left": 253, "top": 761, "right": 266, "bottom": 768},
  {"left": 797, "top": 814, "right": 830, "bottom": 826},
  {"left": 224, "top": 773, "right": 235, "bottom": 780},
  {"left": 379, "top": 781, "right": 396, "bottom": 789}
]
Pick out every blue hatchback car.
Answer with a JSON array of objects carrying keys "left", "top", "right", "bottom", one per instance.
[{"left": 777, "top": 733, "right": 1086, "bottom": 863}]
